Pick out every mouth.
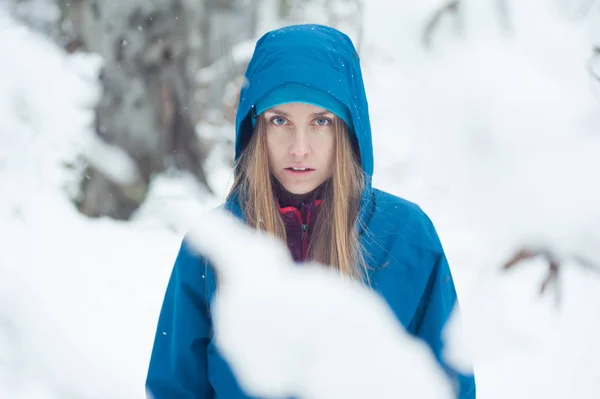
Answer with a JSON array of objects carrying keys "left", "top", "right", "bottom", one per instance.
[{"left": 285, "top": 167, "right": 314, "bottom": 174}]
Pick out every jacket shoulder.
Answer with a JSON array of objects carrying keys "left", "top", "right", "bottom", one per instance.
[{"left": 370, "top": 188, "right": 443, "bottom": 254}]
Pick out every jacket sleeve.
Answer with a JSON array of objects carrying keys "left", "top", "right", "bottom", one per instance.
[
  {"left": 409, "top": 216, "right": 476, "bottom": 399},
  {"left": 145, "top": 239, "right": 214, "bottom": 399}
]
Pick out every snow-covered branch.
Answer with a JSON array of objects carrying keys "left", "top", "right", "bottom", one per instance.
[{"left": 165, "top": 206, "right": 455, "bottom": 399}]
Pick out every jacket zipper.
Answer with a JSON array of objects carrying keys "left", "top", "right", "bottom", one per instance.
[
  {"left": 278, "top": 203, "right": 314, "bottom": 261},
  {"left": 301, "top": 223, "right": 309, "bottom": 259},
  {"left": 301, "top": 207, "right": 313, "bottom": 260}
]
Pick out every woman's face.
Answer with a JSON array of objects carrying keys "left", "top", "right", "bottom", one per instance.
[{"left": 263, "top": 102, "right": 335, "bottom": 195}]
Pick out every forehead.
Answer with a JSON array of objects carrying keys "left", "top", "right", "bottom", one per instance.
[{"left": 264, "top": 102, "right": 331, "bottom": 116}]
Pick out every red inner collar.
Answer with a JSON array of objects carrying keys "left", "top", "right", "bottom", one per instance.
[{"left": 278, "top": 199, "right": 323, "bottom": 214}]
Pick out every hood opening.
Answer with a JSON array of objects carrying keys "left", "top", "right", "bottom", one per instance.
[{"left": 234, "top": 24, "right": 374, "bottom": 180}]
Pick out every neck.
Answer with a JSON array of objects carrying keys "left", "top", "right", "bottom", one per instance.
[{"left": 272, "top": 177, "right": 327, "bottom": 208}]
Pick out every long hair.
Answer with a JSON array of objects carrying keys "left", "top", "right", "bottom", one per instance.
[{"left": 227, "top": 116, "right": 367, "bottom": 281}]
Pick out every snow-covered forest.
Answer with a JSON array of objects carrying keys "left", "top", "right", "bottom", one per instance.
[{"left": 1, "top": 0, "right": 600, "bottom": 398}]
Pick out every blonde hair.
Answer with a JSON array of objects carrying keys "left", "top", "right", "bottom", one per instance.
[{"left": 227, "top": 116, "right": 367, "bottom": 281}]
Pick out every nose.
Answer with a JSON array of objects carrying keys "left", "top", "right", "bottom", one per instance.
[{"left": 289, "top": 128, "right": 310, "bottom": 158}]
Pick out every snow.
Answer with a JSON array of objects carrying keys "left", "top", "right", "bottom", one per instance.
[
  {"left": 176, "top": 208, "right": 453, "bottom": 399},
  {"left": 0, "top": 8, "right": 181, "bottom": 398},
  {"left": 2, "top": 0, "right": 600, "bottom": 398},
  {"left": 363, "top": 1, "right": 600, "bottom": 397}
]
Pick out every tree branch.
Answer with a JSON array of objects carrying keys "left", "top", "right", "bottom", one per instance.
[
  {"left": 422, "top": 0, "right": 461, "bottom": 49},
  {"left": 502, "top": 246, "right": 600, "bottom": 308}
]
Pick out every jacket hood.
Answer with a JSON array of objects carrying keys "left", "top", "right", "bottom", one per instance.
[{"left": 235, "top": 24, "right": 374, "bottom": 179}]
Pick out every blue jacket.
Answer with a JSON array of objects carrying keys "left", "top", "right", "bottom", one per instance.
[{"left": 146, "top": 24, "right": 476, "bottom": 399}]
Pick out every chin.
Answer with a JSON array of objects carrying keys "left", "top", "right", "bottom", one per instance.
[
  {"left": 285, "top": 187, "right": 312, "bottom": 195},
  {"left": 282, "top": 182, "right": 317, "bottom": 195}
]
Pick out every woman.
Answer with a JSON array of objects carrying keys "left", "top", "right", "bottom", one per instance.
[{"left": 146, "top": 24, "right": 476, "bottom": 398}]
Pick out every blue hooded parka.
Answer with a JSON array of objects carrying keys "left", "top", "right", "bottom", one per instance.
[{"left": 146, "top": 24, "right": 476, "bottom": 399}]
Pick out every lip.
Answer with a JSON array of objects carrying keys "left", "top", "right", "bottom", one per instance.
[{"left": 285, "top": 167, "right": 314, "bottom": 175}]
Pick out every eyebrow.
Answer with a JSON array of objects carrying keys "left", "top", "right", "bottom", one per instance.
[
  {"left": 265, "top": 108, "right": 334, "bottom": 118},
  {"left": 265, "top": 108, "right": 291, "bottom": 117}
]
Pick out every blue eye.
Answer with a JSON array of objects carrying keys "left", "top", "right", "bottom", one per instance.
[
  {"left": 315, "top": 117, "right": 332, "bottom": 126},
  {"left": 270, "top": 116, "right": 287, "bottom": 126}
]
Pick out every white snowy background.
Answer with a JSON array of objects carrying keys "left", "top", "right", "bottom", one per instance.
[{"left": 1, "top": 0, "right": 600, "bottom": 398}]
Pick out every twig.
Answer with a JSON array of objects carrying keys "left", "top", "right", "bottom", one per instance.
[
  {"left": 577, "top": 0, "right": 599, "bottom": 18},
  {"left": 422, "top": 0, "right": 514, "bottom": 49},
  {"left": 503, "top": 246, "right": 600, "bottom": 307},
  {"left": 422, "top": 0, "right": 461, "bottom": 49},
  {"left": 496, "top": 0, "right": 512, "bottom": 32},
  {"left": 589, "top": 47, "right": 600, "bottom": 83},
  {"left": 571, "top": 254, "right": 600, "bottom": 272}
]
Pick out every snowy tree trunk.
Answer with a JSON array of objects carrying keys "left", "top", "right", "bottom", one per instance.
[
  {"left": 197, "top": 0, "right": 258, "bottom": 118},
  {"left": 60, "top": 0, "right": 211, "bottom": 219}
]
